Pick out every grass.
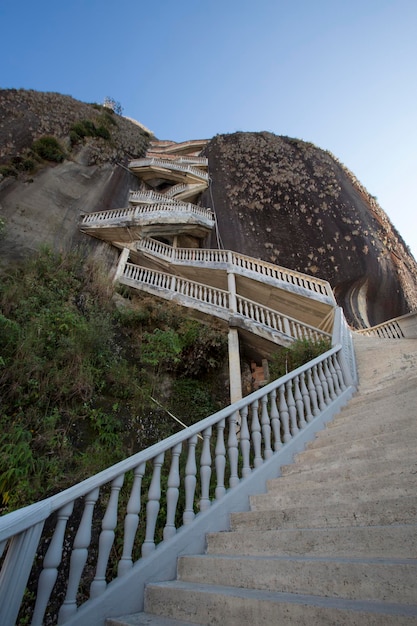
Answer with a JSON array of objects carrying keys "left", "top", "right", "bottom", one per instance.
[{"left": 0, "top": 248, "right": 228, "bottom": 511}]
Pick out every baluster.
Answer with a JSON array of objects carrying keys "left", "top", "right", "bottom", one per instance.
[
  {"left": 294, "top": 375, "right": 307, "bottom": 429},
  {"left": 239, "top": 406, "right": 251, "bottom": 477},
  {"left": 323, "top": 358, "right": 336, "bottom": 400},
  {"left": 306, "top": 367, "right": 320, "bottom": 416},
  {"left": 90, "top": 474, "right": 125, "bottom": 598},
  {"left": 283, "top": 317, "right": 291, "bottom": 337},
  {"left": 328, "top": 355, "right": 341, "bottom": 395},
  {"left": 332, "top": 353, "right": 346, "bottom": 391},
  {"left": 215, "top": 418, "right": 226, "bottom": 499},
  {"left": 260, "top": 395, "right": 273, "bottom": 459},
  {"left": 142, "top": 453, "right": 165, "bottom": 556},
  {"left": 183, "top": 435, "right": 198, "bottom": 524},
  {"left": 32, "top": 502, "right": 74, "bottom": 626},
  {"left": 279, "top": 383, "right": 291, "bottom": 443},
  {"left": 199, "top": 427, "right": 212, "bottom": 512},
  {"left": 251, "top": 400, "right": 263, "bottom": 467},
  {"left": 228, "top": 411, "right": 239, "bottom": 487},
  {"left": 318, "top": 362, "right": 331, "bottom": 405},
  {"left": 313, "top": 365, "right": 326, "bottom": 411},
  {"left": 164, "top": 444, "right": 182, "bottom": 541},
  {"left": 58, "top": 489, "right": 99, "bottom": 622},
  {"left": 300, "top": 371, "right": 314, "bottom": 422},
  {"left": 269, "top": 388, "right": 282, "bottom": 450},
  {"left": 265, "top": 309, "right": 271, "bottom": 327},
  {"left": 117, "top": 462, "right": 146, "bottom": 576},
  {"left": 286, "top": 380, "right": 299, "bottom": 436}
]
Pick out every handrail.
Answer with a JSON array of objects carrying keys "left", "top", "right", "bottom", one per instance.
[
  {"left": 356, "top": 311, "right": 417, "bottom": 339},
  {"left": 80, "top": 204, "right": 215, "bottom": 226},
  {"left": 0, "top": 341, "right": 352, "bottom": 626},
  {"left": 136, "top": 238, "right": 335, "bottom": 302},
  {"left": 120, "top": 264, "right": 331, "bottom": 344},
  {"left": 128, "top": 158, "right": 209, "bottom": 181},
  {"left": 236, "top": 294, "right": 332, "bottom": 343},
  {"left": 129, "top": 190, "right": 184, "bottom": 205}
]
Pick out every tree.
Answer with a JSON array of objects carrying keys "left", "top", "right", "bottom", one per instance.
[{"left": 103, "top": 96, "right": 123, "bottom": 115}]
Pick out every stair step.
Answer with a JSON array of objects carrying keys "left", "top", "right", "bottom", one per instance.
[
  {"left": 231, "top": 496, "right": 417, "bottom": 530},
  {"left": 253, "top": 475, "right": 416, "bottom": 510},
  {"left": 177, "top": 554, "right": 417, "bottom": 604},
  {"left": 267, "top": 456, "right": 417, "bottom": 490},
  {"left": 144, "top": 580, "right": 417, "bottom": 625},
  {"left": 301, "top": 427, "right": 417, "bottom": 462},
  {"left": 206, "top": 524, "right": 417, "bottom": 559},
  {"left": 107, "top": 613, "right": 200, "bottom": 626},
  {"left": 296, "top": 415, "right": 417, "bottom": 448}
]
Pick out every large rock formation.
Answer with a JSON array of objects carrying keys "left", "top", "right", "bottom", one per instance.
[
  {"left": 0, "top": 89, "right": 150, "bottom": 269},
  {"left": 1, "top": 90, "right": 416, "bottom": 328},
  {"left": 202, "top": 132, "right": 417, "bottom": 327}
]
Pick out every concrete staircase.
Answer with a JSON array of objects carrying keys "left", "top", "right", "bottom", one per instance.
[{"left": 108, "top": 335, "right": 417, "bottom": 625}]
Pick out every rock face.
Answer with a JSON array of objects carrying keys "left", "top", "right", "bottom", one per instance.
[
  {"left": 201, "top": 132, "right": 417, "bottom": 327},
  {"left": 0, "top": 89, "right": 150, "bottom": 270}
]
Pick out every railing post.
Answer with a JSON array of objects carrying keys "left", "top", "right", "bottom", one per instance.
[
  {"left": 113, "top": 247, "right": 130, "bottom": 283},
  {"left": 0, "top": 522, "right": 45, "bottom": 626}
]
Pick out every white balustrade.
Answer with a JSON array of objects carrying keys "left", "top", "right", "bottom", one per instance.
[
  {"left": 128, "top": 158, "right": 209, "bottom": 181},
  {"left": 0, "top": 344, "right": 353, "bottom": 625}
]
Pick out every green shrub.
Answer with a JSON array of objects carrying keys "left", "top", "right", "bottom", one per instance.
[
  {"left": 32, "top": 136, "right": 66, "bottom": 162},
  {"left": 69, "top": 118, "right": 112, "bottom": 145},
  {"left": 270, "top": 337, "right": 331, "bottom": 379},
  {"left": 0, "top": 164, "right": 18, "bottom": 177},
  {"left": 94, "top": 125, "right": 111, "bottom": 140}
]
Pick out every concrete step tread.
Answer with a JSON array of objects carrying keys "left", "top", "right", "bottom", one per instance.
[
  {"left": 107, "top": 613, "right": 200, "bottom": 626},
  {"left": 206, "top": 524, "right": 417, "bottom": 558},
  {"left": 253, "top": 476, "right": 416, "bottom": 505},
  {"left": 146, "top": 580, "right": 417, "bottom": 617},
  {"left": 302, "top": 431, "right": 417, "bottom": 459},
  {"left": 231, "top": 497, "right": 417, "bottom": 530},
  {"left": 186, "top": 554, "right": 417, "bottom": 566},
  {"left": 277, "top": 456, "right": 417, "bottom": 480},
  {"left": 178, "top": 554, "right": 417, "bottom": 603}
]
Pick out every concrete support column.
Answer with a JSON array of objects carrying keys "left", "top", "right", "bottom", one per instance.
[
  {"left": 228, "top": 327, "right": 243, "bottom": 404},
  {"left": 227, "top": 267, "right": 242, "bottom": 403},
  {"left": 227, "top": 269, "right": 237, "bottom": 313},
  {"left": 113, "top": 247, "right": 130, "bottom": 283}
]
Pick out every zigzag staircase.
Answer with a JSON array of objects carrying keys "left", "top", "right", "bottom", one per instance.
[{"left": 0, "top": 139, "right": 416, "bottom": 625}]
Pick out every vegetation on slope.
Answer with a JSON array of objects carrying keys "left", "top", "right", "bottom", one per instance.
[{"left": 0, "top": 248, "right": 228, "bottom": 512}]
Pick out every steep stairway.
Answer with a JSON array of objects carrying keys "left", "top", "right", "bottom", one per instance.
[{"left": 109, "top": 335, "right": 417, "bottom": 625}]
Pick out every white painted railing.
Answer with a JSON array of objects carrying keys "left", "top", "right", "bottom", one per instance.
[
  {"left": 128, "top": 158, "right": 209, "bottom": 181},
  {"left": 81, "top": 204, "right": 214, "bottom": 227},
  {"left": 122, "top": 264, "right": 230, "bottom": 312},
  {"left": 236, "top": 295, "right": 330, "bottom": 343},
  {"left": 358, "top": 319, "right": 404, "bottom": 338},
  {"left": 164, "top": 182, "right": 209, "bottom": 199},
  {"left": 356, "top": 311, "right": 417, "bottom": 339},
  {"left": 148, "top": 139, "right": 208, "bottom": 155},
  {"left": 121, "top": 264, "right": 331, "bottom": 344},
  {"left": 129, "top": 190, "right": 182, "bottom": 205},
  {"left": 136, "top": 238, "right": 335, "bottom": 302},
  {"left": 0, "top": 340, "right": 353, "bottom": 626}
]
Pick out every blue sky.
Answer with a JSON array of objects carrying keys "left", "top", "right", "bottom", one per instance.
[{"left": 1, "top": 0, "right": 416, "bottom": 258}]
